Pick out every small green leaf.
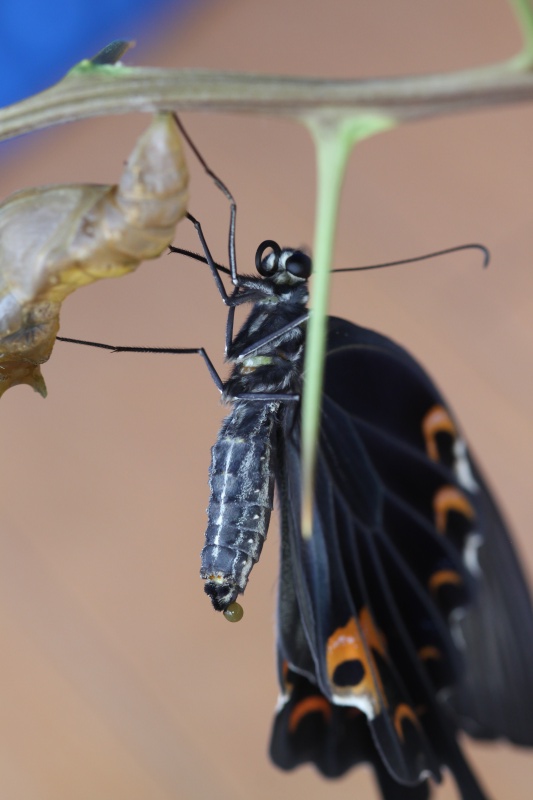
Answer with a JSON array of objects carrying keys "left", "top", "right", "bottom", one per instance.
[{"left": 69, "top": 40, "right": 134, "bottom": 75}]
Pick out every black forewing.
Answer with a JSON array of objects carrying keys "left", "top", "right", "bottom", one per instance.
[
  {"left": 271, "top": 316, "right": 533, "bottom": 797},
  {"left": 324, "top": 316, "right": 533, "bottom": 746}
]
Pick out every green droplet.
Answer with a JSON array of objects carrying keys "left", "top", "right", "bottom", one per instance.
[{"left": 223, "top": 602, "right": 244, "bottom": 623}]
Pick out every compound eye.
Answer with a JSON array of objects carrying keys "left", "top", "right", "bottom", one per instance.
[
  {"left": 256, "top": 240, "right": 281, "bottom": 277},
  {"left": 286, "top": 250, "right": 312, "bottom": 279}
]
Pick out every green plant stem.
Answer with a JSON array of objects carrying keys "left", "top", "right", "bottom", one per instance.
[{"left": 299, "top": 114, "right": 394, "bottom": 537}]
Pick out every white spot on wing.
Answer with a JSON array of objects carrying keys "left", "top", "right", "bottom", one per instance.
[
  {"left": 463, "top": 532, "right": 483, "bottom": 576},
  {"left": 449, "top": 607, "right": 467, "bottom": 650},
  {"left": 454, "top": 438, "right": 478, "bottom": 492},
  {"left": 331, "top": 692, "right": 376, "bottom": 719},
  {"left": 275, "top": 692, "right": 290, "bottom": 712}
]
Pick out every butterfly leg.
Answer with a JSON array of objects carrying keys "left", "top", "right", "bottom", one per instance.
[
  {"left": 56, "top": 336, "right": 224, "bottom": 392},
  {"left": 230, "top": 313, "right": 309, "bottom": 362},
  {"left": 172, "top": 113, "right": 239, "bottom": 286}
]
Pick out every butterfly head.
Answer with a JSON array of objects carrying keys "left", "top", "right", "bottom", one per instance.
[{"left": 255, "top": 240, "right": 312, "bottom": 286}]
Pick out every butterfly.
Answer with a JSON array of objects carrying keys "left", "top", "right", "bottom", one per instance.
[{"left": 58, "top": 114, "right": 533, "bottom": 799}]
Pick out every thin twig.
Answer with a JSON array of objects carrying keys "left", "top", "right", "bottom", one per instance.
[{"left": 1, "top": 58, "right": 533, "bottom": 143}]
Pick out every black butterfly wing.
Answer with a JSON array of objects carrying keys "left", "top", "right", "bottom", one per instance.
[
  {"left": 270, "top": 661, "right": 431, "bottom": 800},
  {"left": 276, "top": 401, "right": 481, "bottom": 796},
  {"left": 324, "top": 316, "right": 533, "bottom": 745},
  {"left": 447, "top": 459, "right": 533, "bottom": 745},
  {"left": 270, "top": 316, "right": 533, "bottom": 797},
  {"left": 273, "top": 406, "right": 444, "bottom": 792}
]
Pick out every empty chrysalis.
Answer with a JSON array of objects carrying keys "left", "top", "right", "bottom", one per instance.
[{"left": 0, "top": 112, "right": 188, "bottom": 397}]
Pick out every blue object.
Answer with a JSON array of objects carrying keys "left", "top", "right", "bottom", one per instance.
[{"left": 0, "top": 0, "right": 198, "bottom": 108}]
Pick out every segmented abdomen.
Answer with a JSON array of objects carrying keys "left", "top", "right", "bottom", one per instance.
[{"left": 201, "top": 401, "right": 279, "bottom": 610}]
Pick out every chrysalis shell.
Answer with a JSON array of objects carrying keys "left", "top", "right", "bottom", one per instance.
[{"left": 0, "top": 112, "right": 188, "bottom": 397}]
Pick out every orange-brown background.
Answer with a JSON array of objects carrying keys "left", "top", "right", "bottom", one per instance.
[{"left": 1, "top": 1, "right": 532, "bottom": 797}]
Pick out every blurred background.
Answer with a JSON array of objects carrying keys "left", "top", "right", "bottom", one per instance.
[{"left": 1, "top": 0, "right": 532, "bottom": 798}]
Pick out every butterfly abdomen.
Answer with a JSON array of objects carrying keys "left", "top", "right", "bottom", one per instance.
[{"left": 201, "top": 401, "right": 279, "bottom": 611}]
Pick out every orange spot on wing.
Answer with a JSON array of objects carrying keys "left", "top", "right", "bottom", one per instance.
[
  {"left": 326, "top": 610, "right": 387, "bottom": 712},
  {"left": 327, "top": 617, "right": 364, "bottom": 680},
  {"left": 281, "top": 660, "right": 294, "bottom": 695},
  {"left": 418, "top": 646, "right": 442, "bottom": 661},
  {"left": 428, "top": 569, "right": 463, "bottom": 594},
  {"left": 433, "top": 486, "right": 474, "bottom": 534},
  {"left": 422, "top": 405, "right": 457, "bottom": 462},
  {"left": 288, "top": 696, "right": 332, "bottom": 733},
  {"left": 394, "top": 703, "right": 420, "bottom": 742},
  {"left": 359, "top": 606, "right": 387, "bottom": 658}
]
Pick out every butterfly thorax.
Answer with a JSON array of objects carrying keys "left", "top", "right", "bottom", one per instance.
[{"left": 223, "top": 276, "right": 309, "bottom": 400}]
